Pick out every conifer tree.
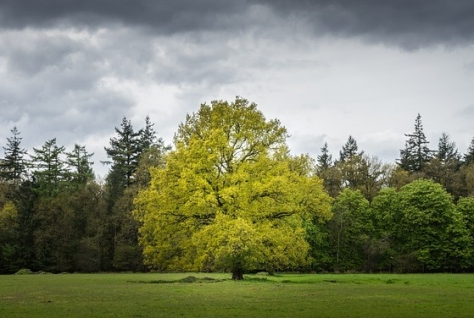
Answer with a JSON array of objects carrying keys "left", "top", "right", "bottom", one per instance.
[
  {"left": 30, "top": 138, "right": 67, "bottom": 198},
  {"left": 437, "top": 132, "right": 460, "bottom": 163},
  {"left": 65, "top": 144, "right": 94, "bottom": 187},
  {"left": 0, "top": 127, "right": 28, "bottom": 184},
  {"left": 139, "top": 116, "right": 157, "bottom": 151},
  {"left": 317, "top": 142, "right": 332, "bottom": 171},
  {"left": 104, "top": 117, "right": 142, "bottom": 189},
  {"left": 338, "top": 135, "right": 362, "bottom": 162},
  {"left": 398, "top": 113, "right": 432, "bottom": 172},
  {"left": 423, "top": 132, "right": 462, "bottom": 197},
  {"left": 464, "top": 137, "right": 474, "bottom": 166}
]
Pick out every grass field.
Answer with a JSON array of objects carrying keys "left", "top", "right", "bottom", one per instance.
[{"left": 1, "top": 272, "right": 474, "bottom": 317}]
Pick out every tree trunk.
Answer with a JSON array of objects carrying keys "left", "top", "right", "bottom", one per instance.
[{"left": 232, "top": 267, "right": 244, "bottom": 280}]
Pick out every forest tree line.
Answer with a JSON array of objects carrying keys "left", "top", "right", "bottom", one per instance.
[{"left": 1, "top": 101, "right": 474, "bottom": 274}]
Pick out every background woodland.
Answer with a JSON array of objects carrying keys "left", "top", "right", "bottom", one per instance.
[{"left": 2, "top": 101, "right": 474, "bottom": 274}]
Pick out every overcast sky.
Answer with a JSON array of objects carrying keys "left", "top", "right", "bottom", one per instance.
[{"left": 1, "top": 0, "right": 474, "bottom": 178}]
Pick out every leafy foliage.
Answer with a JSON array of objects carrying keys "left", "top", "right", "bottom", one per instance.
[
  {"left": 134, "top": 98, "right": 332, "bottom": 278},
  {"left": 2, "top": 105, "right": 474, "bottom": 275},
  {"left": 391, "top": 180, "right": 470, "bottom": 272},
  {"left": 328, "top": 189, "right": 371, "bottom": 271}
]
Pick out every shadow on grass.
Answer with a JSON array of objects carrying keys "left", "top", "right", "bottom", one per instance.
[
  {"left": 129, "top": 275, "right": 275, "bottom": 284},
  {"left": 129, "top": 275, "right": 226, "bottom": 284},
  {"left": 129, "top": 274, "right": 409, "bottom": 286}
]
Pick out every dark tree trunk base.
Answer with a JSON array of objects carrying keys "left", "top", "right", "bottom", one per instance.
[{"left": 232, "top": 268, "right": 244, "bottom": 280}]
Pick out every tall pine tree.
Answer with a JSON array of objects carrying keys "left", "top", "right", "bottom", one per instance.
[
  {"left": 65, "top": 144, "right": 94, "bottom": 188},
  {"left": 30, "top": 138, "right": 67, "bottom": 198},
  {"left": 139, "top": 116, "right": 157, "bottom": 151},
  {"left": 425, "top": 132, "right": 462, "bottom": 197},
  {"left": 317, "top": 142, "right": 333, "bottom": 171},
  {"left": 104, "top": 117, "right": 142, "bottom": 190},
  {"left": 0, "top": 127, "right": 28, "bottom": 184},
  {"left": 102, "top": 116, "right": 163, "bottom": 271},
  {"left": 338, "top": 135, "right": 362, "bottom": 162},
  {"left": 437, "top": 132, "right": 460, "bottom": 164},
  {"left": 399, "top": 114, "right": 432, "bottom": 172},
  {"left": 464, "top": 137, "right": 474, "bottom": 166}
]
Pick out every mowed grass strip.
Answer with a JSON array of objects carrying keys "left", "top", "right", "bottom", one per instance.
[{"left": 1, "top": 273, "right": 474, "bottom": 317}]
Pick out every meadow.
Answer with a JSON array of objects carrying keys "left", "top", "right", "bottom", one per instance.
[{"left": 1, "top": 272, "right": 474, "bottom": 317}]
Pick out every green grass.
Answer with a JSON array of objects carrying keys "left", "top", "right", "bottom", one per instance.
[{"left": 1, "top": 272, "right": 474, "bottom": 317}]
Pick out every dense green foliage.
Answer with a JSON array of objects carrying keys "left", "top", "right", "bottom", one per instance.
[
  {"left": 134, "top": 98, "right": 332, "bottom": 279},
  {"left": 0, "top": 118, "right": 168, "bottom": 273},
  {"left": 1, "top": 101, "right": 474, "bottom": 274},
  {"left": 2, "top": 273, "right": 474, "bottom": 317}
]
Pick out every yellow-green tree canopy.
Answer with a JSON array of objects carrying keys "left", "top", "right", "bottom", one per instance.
[{"left": 133, "top": 97, "right": 332, "bottom": 279}]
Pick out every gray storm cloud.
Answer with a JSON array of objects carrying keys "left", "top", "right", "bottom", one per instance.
[
  {"left": 1, "top": 0, "right": 474, "bottom": 177},
  {"left": 0, "top": 0, "right": 250, "bottom": 33},
  {"left": 1, "top": 1, "right": 474, "bottom": 49}
]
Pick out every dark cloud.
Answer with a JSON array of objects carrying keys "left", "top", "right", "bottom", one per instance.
[
  {"left": 1, "top": 1, "right": 474, "bottom": 49},
  {"left": 1, "top": 0, "right": 474, "bottom": 177},
  {"left": 0, "top": 0, "right": 251, "bottom": 33},
  {"left": 0, "top": 28, "right": 135, "bottom": 155},
  {"left": 0, "top": 80, "right": 134, "bottom": 146},
  {"left": 260, "top": 0, "right": 474, "bottom": 49}
]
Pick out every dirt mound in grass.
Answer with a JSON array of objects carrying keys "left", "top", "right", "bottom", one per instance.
[
  {"left": 131, "top": 276, "right": 221, "bottom": 284},
  {"left": 179, "top": 276, "right": 199, "bottom": 283},
  {"left": 178, "top": 276, "right": 216, "bottom": 283},
  {"left": 14, "top": 269, "right": 34, "bottom": 275}
]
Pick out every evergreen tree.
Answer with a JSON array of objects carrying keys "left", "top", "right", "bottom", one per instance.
[
  {"left": 463, "top": 137, "right": 474, "bottom": 166},
  {"left": 104, "top": 117, "right": 142, "bottom": 189},
  {"left": 103, "top": 116, "right": 170, "bottom": 271},
  {"left": 338, "top": 135, "right": 362, "bottom": 162},
  {"left": 424, "top": 133, "right": 462, "bottom": 198},
  {"left": 317, "top": 142, "right": 332, "bottom": 171},
  {"left": 398, "top": 113, "right": 432, "bottom": 172},
  {"left": 0, "top": 127, "right": 28, "bottom": 184},
  {"left": 30, "top": 138, "right": 67, "bottom": 198},
  {"left": 424, "top": 133, "right": 462, "bottom": 197},
  {"left": 141, "top": 115, "right": 170, "bottom": 156},
  {"left": 139, "top": 116, "right": 157, "bottom": 151},
  {"left": 65, "top": 144, "right": 94, "bottom": 188},
  {"left": 437, "top": 132, "right": 460, "bottom": 163}
]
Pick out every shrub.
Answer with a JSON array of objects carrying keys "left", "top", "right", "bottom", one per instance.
[{"left": 14, "top": 268, "right": 34, "bottom": 275}]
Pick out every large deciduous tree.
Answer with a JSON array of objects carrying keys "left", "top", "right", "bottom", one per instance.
[
  {"left": 455, "top": 196, "right": 474, "bottom": 268},
  {"left": 328, "top": 188, "right": 372, "bottom": 271},
  {"left": 391, "top": 180, "right": 470, "bottom": 272},
  {"left": 134, "top": 98, "right": 332, "bottom": 279}
]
